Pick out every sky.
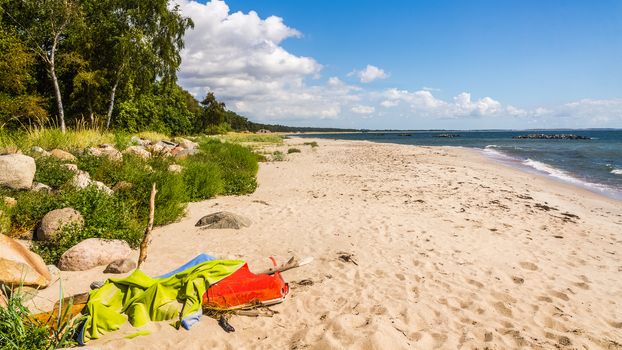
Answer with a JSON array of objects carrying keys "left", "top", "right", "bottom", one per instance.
[{"left": 175, "top": 0, "right": 622, "bottom": 129}]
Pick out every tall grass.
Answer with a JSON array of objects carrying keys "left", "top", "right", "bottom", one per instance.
[
  {"left": 0, "top": 285, "right": 81, "bottom": 349},
  {"left": 0, "top": 128, "right": 116, "bottom": 151},
  {"left": 215, "top": 132, "right": 284, "bottom": 145}
]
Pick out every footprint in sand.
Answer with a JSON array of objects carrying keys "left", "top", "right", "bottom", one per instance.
[
  {"left": 519, "top": 261, "right": 538, "bottom": 271},
  {"left": 512, "top": 276, "right": 525, "bottom": 284},
  {"left": 492, "top": 301, "right": 512, "bottom": 317}
]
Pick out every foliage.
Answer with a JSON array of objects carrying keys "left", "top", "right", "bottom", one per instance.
[
  {"left": 0, "top": 285, "right": 81, "bottom": 349},
  {"left": 287, "top": 148, "right": 301, "bottom": 154},
  {"left": 217, "top": 133, "right": 284, "bottom": 144},
  {"left": 0, "top": 127, "right": 115, "bottom": 151},
  {"left": 182, "top": 162, "right": 223, "bottom": 201},
  {"left": 34, "top": 157, "right": 74, "bottom": 188}
]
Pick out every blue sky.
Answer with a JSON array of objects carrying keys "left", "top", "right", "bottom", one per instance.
[{"left": 177, "top": 0, "right": 622, "bottom": 129}]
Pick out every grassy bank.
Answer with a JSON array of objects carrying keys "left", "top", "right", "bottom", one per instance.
[{"left": 0, "top": 130, "right": 262, "bottom": 264}]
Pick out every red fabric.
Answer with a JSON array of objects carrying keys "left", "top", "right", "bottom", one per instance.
[{"left": 203, "top": 263, "right": 289, "bottom": 310}]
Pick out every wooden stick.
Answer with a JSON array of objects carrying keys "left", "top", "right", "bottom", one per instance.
[
  {"left": 137, "top": 183, "right": 157, "bottom": 269},
  {"left": 255, "top": 256, "right": 314, "bottom": 275}
]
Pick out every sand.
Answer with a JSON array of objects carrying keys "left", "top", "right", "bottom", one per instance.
[{"left": 32, "top": 138, "right": 622, "bottom": 349}]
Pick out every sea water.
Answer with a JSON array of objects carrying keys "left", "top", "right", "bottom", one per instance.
[{"left": 297, "top": 130, "right": 622, "bottom": 200}]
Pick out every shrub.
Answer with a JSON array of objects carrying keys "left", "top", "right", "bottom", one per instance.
[
  {"left": 287, "top": 148, "right": 301, "bottom": 154},
  {"left": 9, "top": 191, "right": 61, "bottom": 234},
  {"left": 272, "top": 151, "right": 285, "bottom": 161},
  {"left": 182, "top": 162, "right": 223, "bottom": 201},
  {"left": 303, "top": 141, "right": 318, "bottom": 148},
  {"left": 34, "top": 157, "right": 74, "bottom": 188}
]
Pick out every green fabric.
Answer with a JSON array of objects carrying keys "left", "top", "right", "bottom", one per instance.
[{"left": 82, "top": 259, "right": 244, "bottom": 342}]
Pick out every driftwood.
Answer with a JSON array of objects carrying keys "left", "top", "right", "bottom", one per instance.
[
  {"left": 255, "top": 256, "right": 314, "bottom": 275},
  {"left": 137, "top": 183, "right": 157, "bottom": 269},
  {"left": 234, "top": 308, "right": 278, "bottom": 317}
]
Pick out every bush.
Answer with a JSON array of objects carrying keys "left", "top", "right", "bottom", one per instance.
[
  {"left": 272, "top": 151, "right": 285, "bottom": 161},
  {"left": 303, "top": 141, "right": 319, "bottom": 148},
  {"left": 182, "top": 162, "right": 223, "bottom": 201},
  {"left": 287, "top": 148, "right": 301, "bottom": 154},
  {"left": 34, "top": 157, "right": 74, "bottom": 188}
]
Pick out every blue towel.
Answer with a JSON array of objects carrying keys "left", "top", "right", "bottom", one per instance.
[{"left": 156, "top": 253, "right": 217, "bottom": 279}]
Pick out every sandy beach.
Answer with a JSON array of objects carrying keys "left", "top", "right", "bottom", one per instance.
[{"left": 33, "top": 138, "right": 622, "bottom": 349}]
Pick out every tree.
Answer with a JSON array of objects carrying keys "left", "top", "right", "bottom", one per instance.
[
  {"left": 2, "top": 0, "right": 81, "bottom": 133},
  {"left": 196, "top": 92, "right": 226, "bottom": 133}
]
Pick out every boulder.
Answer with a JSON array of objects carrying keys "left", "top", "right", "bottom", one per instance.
[
  {"left": 58, "top": 238, "right": 132, "bottom": 271},
  {"left": 170, "top": 146, "right": 185, "bottom": 156},
  {"left": 177, "top": 138, "right": 198, "bottom": 150},
  {"left": 104, "top": 258, "right": 136, "bottom": 273},
  {"left": 37, "top": 208, "right": 84, "bottom": 241},
  {"left": 31, "top": 146, "right": 50, "bottom": 157},
  {"left": 0, "top": 233, "right": 51, "bottom": 287},
  {"left": 124, "top": 145, "right": 151, "bottom": 159},
  {"left": 50, "top": 149, "right": 76, "bottom": 161},
  {"left": 31, "top": 182, "right": 52, "bottom": 192},
  {"left": 88, "top": 145, "right": 122, "bottom": 161},
  {"left": 0, "top": 154, "right": 36, "bottom": 189},
  {"left": 195, "top": 211, "right": 251, "bottom": 229},
  {"left": 168, "top": 164, "right": 183, "bottom": 173}
]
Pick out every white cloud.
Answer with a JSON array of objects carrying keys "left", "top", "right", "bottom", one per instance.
[
  {"left": 351, "top": 105, "right": 375, "bottom": 114},
  {"left": 175, "top": 0, "right": 622, "bottom": 128},
  {"left": 350, "top": 65, "right": 388, "bottom": 83}
]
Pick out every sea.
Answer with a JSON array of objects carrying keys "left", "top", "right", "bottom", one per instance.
[{"left": 296, "top": 130, "right": 622, "bottom": 200}]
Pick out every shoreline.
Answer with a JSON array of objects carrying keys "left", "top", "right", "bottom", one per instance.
[{"left": 32, "top": 138, "right": 622, "bottom": 349}]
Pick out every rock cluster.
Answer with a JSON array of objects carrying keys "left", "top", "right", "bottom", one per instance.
[{"left": 513, "top": 134, "right": 591, "bottom": 140}]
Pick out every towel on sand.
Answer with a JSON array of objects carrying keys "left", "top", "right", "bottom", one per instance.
[{"left": 81, "top": 259, "right": 244, "bottom": 343}]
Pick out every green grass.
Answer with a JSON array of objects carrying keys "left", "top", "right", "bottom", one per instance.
[
  {"left": 0, "top": 127, "right": 115, "bottom": 152},
  {"left": 272, "top": 150, "right": 285, "bottom": 161},
  {"left": 215, "top": 132, "right": 284, "bottom": 145},
  {"left": 287, "top": 148, "right": 301, "bottom": 154},
  {"left": 0, "top": 285, "right": 81, "bottom": 349},
  {"left": 1, "top": 130, "right": 261, "bottom": 264}
]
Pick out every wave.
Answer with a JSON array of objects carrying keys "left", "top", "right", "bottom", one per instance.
[{"left": 611, "top": 169, "right": 622, "bottom": 175}]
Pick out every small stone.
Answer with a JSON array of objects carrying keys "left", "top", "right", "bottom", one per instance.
[
  {"left": 90, "top": 280, "right": 104, "bottom": 289},
  {"left": 62, "top": 163, "right": 79, "bottom": 172},
  {"left": 31, "top": 182, "right": 52, "bottom": 192},
  {"left": 168, "top": 164, "right": 183, "bottom": 173},
  {"left": 50, "top": 149, "right": 76, "bottom": 161},
  {"left": 71, "top": 171, "right": 91, "bottom": 189},
  {"left": 58, "top": 238, "right": 132, "bottom": 271},
  {"left": 112, "top": 181, "right": 133, "bottom": 191},
  {"left": 93, "top": 181, "right": 113, "bottom": 195},
  {"left": 31, "top": 146, "right": 50, "bottom": 156},
  {"left": 3, "top": 196, "right": 17, "bottom": 207},
  {"left": 37, "top": 208, "right": 84, "bottom": 241},
  {"left": 104, "top": 258, "right": 136, "bottom": 273},
  {"left": 195, "top": 211, "right": 251, "bottom": 229}
]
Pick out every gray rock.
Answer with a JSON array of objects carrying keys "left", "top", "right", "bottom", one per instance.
[
  {"left": 104, "top": 258, "right": 136, "bottom": 273},
  {"left": 31, "top": 146, "right": 50, "bottom": 156},
  {"left": 72, "top": 171, "right": 91, "bottom": 189},
  {"left": 37, "top": 208, "right": 84, "bottom": 241},
  {"left": 195, "top": 211, "right": 251, "bottom": 229},
  {"left": 90, "top": 280, "right": 104, "bottom": 290},
  {"left": 58, "top": 238, "right": 132, "bottom": 271},
  {"left": 0, "top": 233, "right": 51, "bottom": 287},
  {"left": 124, "top": 145, "right": 151, "bottom": 159},
  {"left": 174, "top": 148, "right": 199, "bottom": 159},
  {"left": 31, "top": 182, "right": 52, "bottom": 192},
  {"left": 50, "top": 149, "right": 76, "bottom": 161},
  {"left": 0, "top": 154, "right": 36, "bottom": 189}
]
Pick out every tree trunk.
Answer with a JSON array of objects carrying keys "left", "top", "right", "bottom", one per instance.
[
  {"left": 106, "top": 74, "right": 120, "bottom": 129},
  {"left": 49, "top": 35, "right": 65, "bottom": 133}
]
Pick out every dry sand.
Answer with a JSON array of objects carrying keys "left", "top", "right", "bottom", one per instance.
[{"left": 33, "top": 138, "right": 622, "bottom": 349}]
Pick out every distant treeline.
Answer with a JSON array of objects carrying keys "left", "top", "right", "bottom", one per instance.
[{"left": 0, "top": 0, "right": 355, "bottom": 136}]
